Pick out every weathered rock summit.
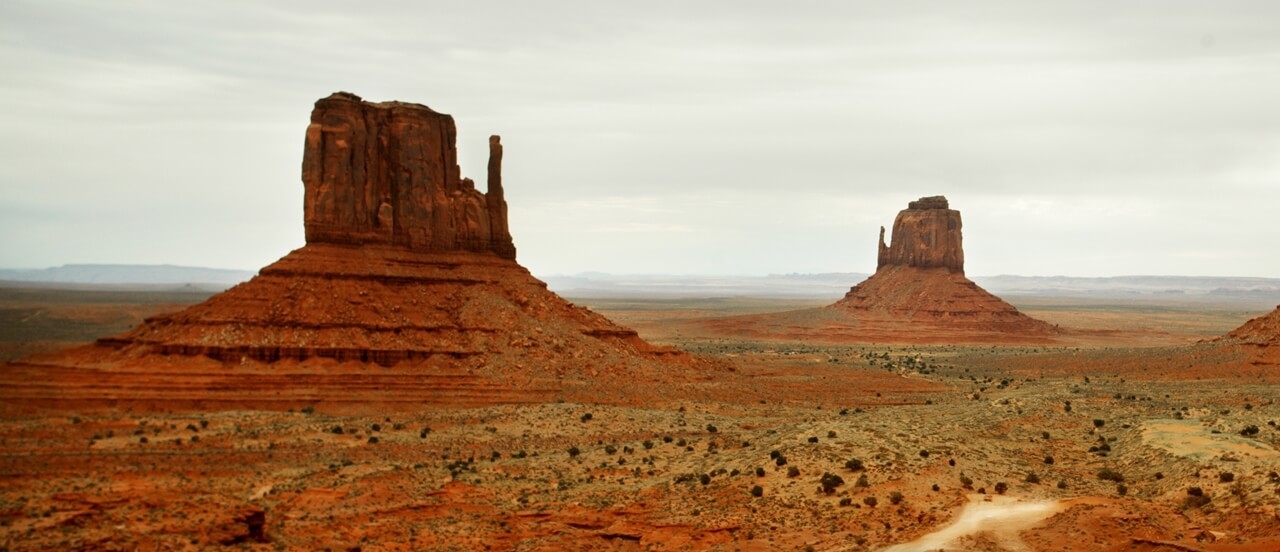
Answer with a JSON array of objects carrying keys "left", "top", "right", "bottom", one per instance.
[
  {"left": 877, "top": 195, "right": 964, "bottom": 272},
  {"left": 303, "top": 92, "right": 515, "bottom": 258}
]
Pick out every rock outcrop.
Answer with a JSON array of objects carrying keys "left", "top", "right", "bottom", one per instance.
[
  {"left": 302, "top": 92, "right": 515, "bottom": 259},
  {"left": 2, "top": 93, "right": 709, "bottom": 411},
  {"left": 1223, "top": 306, "right": 1280, "bottom": 347},
  {"left": 876, "top": 195, "right": 963, "bottom": 272}
]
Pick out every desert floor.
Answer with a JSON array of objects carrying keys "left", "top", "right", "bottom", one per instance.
[{"left": 1, "top": 288, "right": 1278, "bottom": 551}]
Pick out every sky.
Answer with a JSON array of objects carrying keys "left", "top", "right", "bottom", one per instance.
[{"left": 2, "top": 1, "right": 1278, "bottom": 278}]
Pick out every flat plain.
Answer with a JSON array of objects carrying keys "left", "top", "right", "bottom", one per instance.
[{"left": 1, "top": 286, "right": 1278, "bottom": 551}]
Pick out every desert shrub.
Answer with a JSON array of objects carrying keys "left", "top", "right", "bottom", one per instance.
[
  {"left": 994, "top": 482, "right": 1008, "bottom": 494},
  {"left": 643, "top": 440, "right": 654, "bottom": 450},
  {"left": 1057, "top": 480, "right": 1067, "bottom": 489},
  {"left": 787, "top": 466, "right": 800, "bottom": 478},
  {"left": 1025, "top": 472, "right": 1040, "bottom": 484},
  {"left": 1184, "top": 494, "right": 1211, "bottom": 509},
  {"left": 845, "top": 458, "right": 864, "bottom": 471},
  {"left": 1116, "top": 484, "right": 1127, "bottom": 496},
  {"left": 676, "top": 438, "right": 687, "bottom": 447},
  {"left": 931, "top": 484, "right": 940, "bottom": 491},
  {"left": 750, "top": 485, "right": 763, "bottom": 497},
  {"left": 1240, "top": 425, "right": 1259, "bottom": 437},
  {"left": 1093, "top": 419, "right": 1105, "bottom": 428},
  {"left": 301, "top": 406, "right": 314, "bottom": 415},
  {"left": 1154, "top": 472, "right": 1164, "bottom": 480},
  {"left": 827, "top": 430, "right": 837, "bottom": 438},
  {"left": 889, "top": 491, "right": 904, "bottom": 505},
  {"left": 568, "top": 446, "right": 580, "bottom": 458},
  {"left": 331, "top": 426, "right": 344, "bottom": 435},
  {"left": 580, "top": 413, "right": 592, "bottom": 422},
  {"left": 839, "top": 497, "right": 852, "bottom": 507},
  {"left": 1097, "top": 468, "right": 1124, "bottom": 482},
  {"left": 819, "top": 472, "right": 844, "bottom": 494},
  {"left": 662, "top": 435, "right": 673, "bottom": 443},
  {"left": 863, "top": 496, "right": 878, "bottom": 507},
  {"left": 1041, "top": 431, "right": 1050, "bottom": 440},
  {"left": 855, "top": 474, "right": 869, "bottom": 488},
  {"left": 755, "top": 467, "right": 766, "bottom": 477},
  {"left": 199, "top": 420, "right": 209, "bottom": 429},
  {"left": 700, "top": 473, "right": 711, "bottom": 485},
  {"left": 491, "top": 451, "right": 501, "bottom": 460},
  {"left": 706, "top": 424, "right": 718, "bottom": 433},
  {"left": 959, "top": 474, "right": 974, "bottom": 488},
  {"left": 367, "top": 436, "right": 378, "bottom": 444},
  {"left": 775, "top": 455, "right": 788, "bottom": 467},
  {"left": 1043, "top": 455, "right": 1054, "bottom": 465},
  {"left": 1219, "top": 472, "right": 1235, "bottom": 483},
  {"left": 604, "top": 445, "right": 617, "bottom": 455},
  {"left": 419, "top": 427, "right": 430, "bottom": 438},
  {"left": 919, "top": 450, "right": 929, "bottom": 458},
  {"left": 807, "top": 436, "right": 819, "bottom": 443},
  {"left": 370, "top": 423, "right": 381, "bottom": 432}
]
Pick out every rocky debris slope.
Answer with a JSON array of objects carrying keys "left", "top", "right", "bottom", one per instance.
[{"left": 1224, "top": 306, "right": 1280, "bottom": 346}]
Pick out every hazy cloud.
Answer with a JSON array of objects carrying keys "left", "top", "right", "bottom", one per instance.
[{"left": 2, "top": 1, "right": 1277, "bottom": 277}]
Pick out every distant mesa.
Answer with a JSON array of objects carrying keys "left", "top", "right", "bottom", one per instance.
[{"left": 3, "top": 92, "right": 704, "bottom": 411}]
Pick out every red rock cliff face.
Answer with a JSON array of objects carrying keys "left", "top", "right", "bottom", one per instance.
[
  {"left": 301, "top": 92, "right": 516, "bottom": 259},
  {"left": 877, "top": 195, "right": 963, "bottom": 273}
]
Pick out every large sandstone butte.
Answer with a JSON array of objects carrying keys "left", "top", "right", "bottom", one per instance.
[
  {"left": 2, "top": 92, "right": 706, "bottom": 412},
  {"left": 694, "top": 196, "right": 1058, "bottom": 344},
  {"left": 832, "top": 196, "right": 1057, "bottom": 338}
]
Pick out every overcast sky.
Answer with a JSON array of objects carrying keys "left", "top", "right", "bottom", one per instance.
[{"left": 2, "top": 1, "right": 1278, "bottom": 278}]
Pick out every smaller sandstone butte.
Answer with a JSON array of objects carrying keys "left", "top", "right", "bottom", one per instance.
[
  {"left": 833, "top": 196, "right": 1057, "bottom": 341},
  {"left": 303, "top": 92, "right": 515, "bottom": 259},
  {"left": 877, "top": 195, "right": 963, "bottom": 272},
  {"left": 693, "top": 196, "right": 1058, "bottom": 344}
]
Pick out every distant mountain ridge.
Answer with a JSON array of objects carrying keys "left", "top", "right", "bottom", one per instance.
[
  {"left": 0, "top": 264, "right": 254, "bottom": 286},
  {"left": 4, "top": 266, "right": 1278, "bottom": 305},
  {"left": 543, "top": 272, "right": 1280, "bottom": 304}
]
